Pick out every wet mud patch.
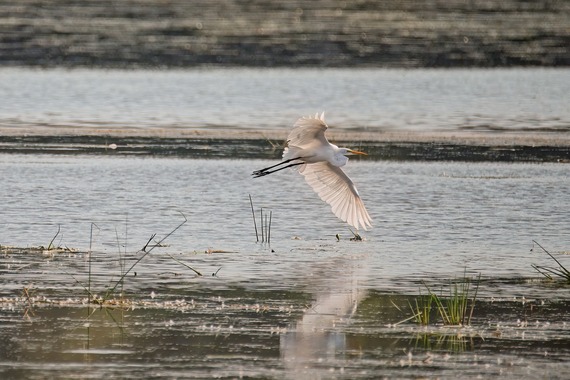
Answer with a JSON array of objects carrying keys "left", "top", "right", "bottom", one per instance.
[{"left": 1, "top": 132, "right": 570, "bottom": 162}]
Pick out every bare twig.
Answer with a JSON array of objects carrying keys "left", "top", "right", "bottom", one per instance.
[
  {"left": 167, "top": 254, "right": 202, "bottom": 276},
  {"left": 141, "top": 234, "right": 157, "bottom": 252},
  {"left": 104, "top": 212, "right": 188, "bottom": 299}
]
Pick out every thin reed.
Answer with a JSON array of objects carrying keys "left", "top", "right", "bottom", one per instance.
[
  {"left": 249, "top": 195, "right": 273, "bottom": 245},
  {"left": 249, "top": 194, "right": 259, "bottom": 242},
  {"left": 65, "top": 212, "right": 188, "bottom": 305},
  {"left": 103, "top": 212, "right": 187, "bottom": 300},
  {"left": 531, "top": 240, "right": 570, "bottom": 283},
  {"left": 409, "top": 292, "right": 435, "bottom": 326}
]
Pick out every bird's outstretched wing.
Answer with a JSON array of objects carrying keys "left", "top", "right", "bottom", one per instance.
[
  {"left": 300, "top": 161, "right": 372, "bottom": 231},
  {"left": 286, "top": 112, "right": 329, "bottom": 149}
]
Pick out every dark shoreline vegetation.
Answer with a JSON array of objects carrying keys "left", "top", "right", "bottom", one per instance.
[
  {"left": 1, "top": 0, "right": 568, "bottom": 69},
  {"left": 1, "top": 132, "right": 569, "bottom": 162}
]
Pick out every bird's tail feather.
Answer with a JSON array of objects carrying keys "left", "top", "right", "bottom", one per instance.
[
  {"left": 282, "top": 145, "right": 302, "bottom": 161},
  {"left": 282, "top": 146, "right": 307, "bottom": 172}
]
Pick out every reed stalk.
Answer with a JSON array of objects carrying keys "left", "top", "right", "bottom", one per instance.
[
  {"left": 249, "top": 194, "right": 259, "bottom": 242},
  {"left": 531, "top": 240, "right": 570, "bottom": 282}
]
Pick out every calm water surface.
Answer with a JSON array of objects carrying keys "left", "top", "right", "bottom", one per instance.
[
  {"left": 1, "top": 68, "right": 569, "bottom": 132},
  {"left": 2, "top": 155, "right": 569, "bottom": 290}
]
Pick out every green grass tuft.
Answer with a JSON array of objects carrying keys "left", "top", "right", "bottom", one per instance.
[{"left": 408, "top": 270, "right": 481, "bottom": 326}]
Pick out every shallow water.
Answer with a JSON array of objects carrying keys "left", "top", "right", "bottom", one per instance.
[
  {"left": 2, "top": 68, "right": 569, "bottom": 133},
  {"left": 2, "top": 67, "right": 570, "bottom": 378},
  {"left": 1, "top": 155, "right": 569, "bottom": 292},
  {"left": 2, "top": 155, "right": 569, "bottom": 287},
  {"left": 1, "top": 155, "right": 570, "bottom": 378}
]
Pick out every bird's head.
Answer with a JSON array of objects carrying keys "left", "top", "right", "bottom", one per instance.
[
  {"left": 342, "top": 148, "right": 367, "bottom": 156},
  {"left": 332, "top": 147, "right": 368, "bottom": 167}
]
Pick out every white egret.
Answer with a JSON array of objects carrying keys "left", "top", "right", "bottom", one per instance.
[{"left": 253, "top": 112, "right": 372, "bottom": 231}]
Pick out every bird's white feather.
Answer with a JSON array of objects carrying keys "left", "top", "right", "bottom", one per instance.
[
  {"left": 299, "top": 161, "right": 372, "bottom": 231},
  {"left": 283, "top": 113, "right": 329, "bottom": 161}
]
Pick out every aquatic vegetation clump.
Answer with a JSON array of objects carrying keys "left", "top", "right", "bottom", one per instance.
[{"left": 410, "top": 271, "right": 481, "bottom": 326}]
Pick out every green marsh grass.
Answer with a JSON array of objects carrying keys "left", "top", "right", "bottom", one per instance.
[
  {"left": 409, "top": 293, "right": 435, "bottom": 326},
  {"left": 431, "top": 276, "right": 478, "bottom": 326},
  {"left": 406, "top": 271, "right": 481, "bottom": 327}
]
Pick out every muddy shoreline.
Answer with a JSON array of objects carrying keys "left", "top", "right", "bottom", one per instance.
[{"left": 1, "top": 128, "right": 569, "bottom": 162}]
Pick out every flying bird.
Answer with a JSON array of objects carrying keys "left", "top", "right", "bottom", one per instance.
[{"left": 253, "top": 112, "right": 372, "bottom": 231}]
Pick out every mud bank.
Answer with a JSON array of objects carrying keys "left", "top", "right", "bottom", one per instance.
[{"left": 1, "top": 128, "right": 569, "bottom": 162}]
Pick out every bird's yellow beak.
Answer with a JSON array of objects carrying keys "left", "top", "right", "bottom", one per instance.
[{"left": 348, "top": 149, "right": 367, "bottom": 156}]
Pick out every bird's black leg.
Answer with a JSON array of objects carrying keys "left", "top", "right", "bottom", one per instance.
[
  {"left": 252, "top": 162, "right": 304, "bottom": 178},
  {"left": 252, "top": 157, "right": 304, "bottom": 176}
]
